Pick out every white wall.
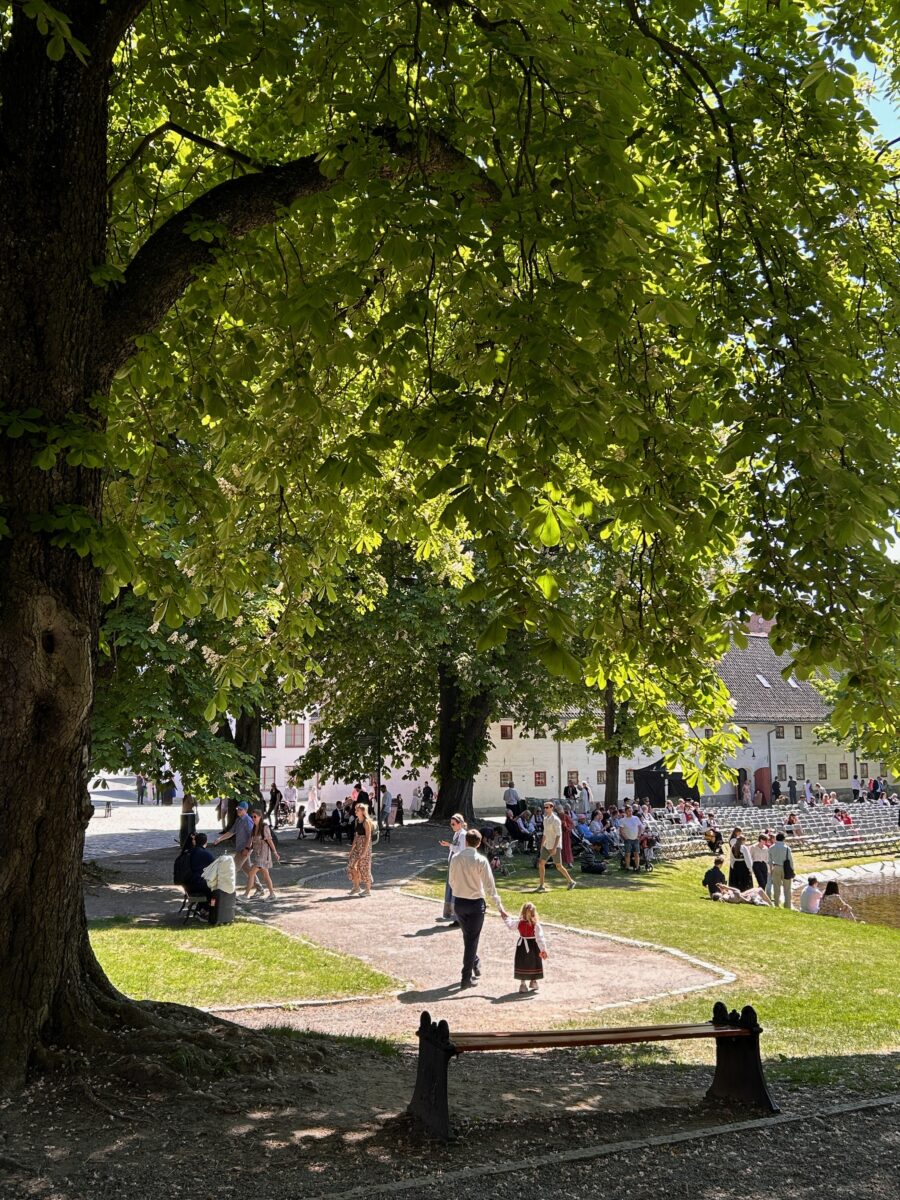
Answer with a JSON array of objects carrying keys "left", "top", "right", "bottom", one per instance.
[{"left": 259, "top": 717, "right": 881, "bottom": 810}]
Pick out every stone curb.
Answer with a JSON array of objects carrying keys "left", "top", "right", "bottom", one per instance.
[
  {"left": 305, "top": 1092, "right": 900, "bottom": 1200},
  {"left": 792, "top": 856, "right": 900, "bottom": 887}
]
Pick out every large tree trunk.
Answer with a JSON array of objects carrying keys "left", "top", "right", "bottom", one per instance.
[
  {"left": 603, "top": 684, "right": 621, "bottom": 809},
  {"left": 431, "top": 663, "right": 492, "bottom": 826},
  {"left": 0, "top": 15, "right": 116, "bottom": 1088}
]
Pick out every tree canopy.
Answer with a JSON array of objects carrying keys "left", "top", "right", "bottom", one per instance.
[{"left": 4, "top": 0, "right": 900, "bottom": 1087}]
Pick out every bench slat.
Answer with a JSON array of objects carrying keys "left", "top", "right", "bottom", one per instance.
[{"left": 453, "top": 1022, "right": 751, "bottom": 1053}]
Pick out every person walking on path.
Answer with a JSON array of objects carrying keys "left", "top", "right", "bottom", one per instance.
[
  {"left": 135, "top": 773, "right": 146, "bottom": 805},
  {"left": 537, "top": 802, "right": 577, "bottom": 891},
  {"left": 347, "top": 801, "right": 375, "bottom": 897},
  {"left": 244, "top": 809, "right": 281, "bottom": 901},
  {"left": 768, "top": 832, "right": 795, "bottom": 908},
  {"left": 213, "top": 800, "right": 257, "bottom": 889},
  {"left": 448, "top": 829, "right": 508, "bottom": 988},
  {"left": 439, "top": 813, "right": 467, "bottom": 922},
  {"left": 507, "top": 901, "right": 548, "bottom": 994}
]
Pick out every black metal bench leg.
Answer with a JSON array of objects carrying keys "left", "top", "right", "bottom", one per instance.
[
  {"left": 707, "top": 1004, "right": 780, "bottom": 1113},
  {"left": 407, "top": 1011, "right": 456, "bottom": 1139}
]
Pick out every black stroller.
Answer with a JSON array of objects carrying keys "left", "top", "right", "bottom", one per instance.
[{"left": 619, "top": 832, "right": 658, "bottom": 872}]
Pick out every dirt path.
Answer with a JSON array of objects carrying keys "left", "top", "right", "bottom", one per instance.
[{"left": 85, "top": 821, "right": 727, "bottom": 1038}]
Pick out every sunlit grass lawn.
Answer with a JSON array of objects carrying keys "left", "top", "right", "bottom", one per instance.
[
  {"left": 405, "top": 856, "right": 900, "bottom": 1086},
  {"left": 90, "top": 917, "right": 397, "bottom": 1007}
]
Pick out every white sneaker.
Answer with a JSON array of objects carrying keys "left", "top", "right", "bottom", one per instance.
[
  {"left": 519, "top": 982, "right": 529, "bottom": 994},
  {"left": 349, "top": 887, "right": 360, "bottom": 897},
  {"left": 363, "top": 889, "right": 372, "bottom": 897}
]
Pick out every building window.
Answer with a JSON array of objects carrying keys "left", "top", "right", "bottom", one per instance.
[
  {"left": 787, "top": 676, "right": 799, "bottom": 689},
  {"left": 839, "top": 763, "right": 848, "bottom": 780},
  {"left": 818, "top": 763, "right": 827, "bottom": 780},
  {"left": 261, "top": 728, "right": 277, "bottom": 748},
  {"left": 534, "top": 771, "right": 547, "bottom": 788},
  {"left": 704, "top": 727, "right": 713, "bottom": 739},
  {"left": 881, "top": 763, "right": 888, "bottom": 776},
  {"left": 777, "top": 764, "right": 787, "bottom": 781},
  {"left": 500, "top": 770, "right": 513, "bottom": 788},
  {"left": 796, "top": 764, "right": 806, "bottom": 780},
  {"left": 261, "top": 766, "right": 275, "bottom": 788},
  {"left": 860, "top": 762, "right": 869, "bottom": 779},
  {"left": 775, "top": 725, "right": 784, "bottom": 739},
  {"left": 567, "top": 770, "right": 579, "bottom": 785},
  {"left": 596, "top": 770, "right": 607, "bottom": 785},
  {"left": 500, "top": 723, "right": 513, "bottom": 740},
  {"left": 625, "top": 769, "right": 634, "bottom": 784},
  {"left": 285, "top": 723, "right": 306, "bottom": 748},
  {"left": 755, "top": 673, "right": 771, "bottom": 688},
  {"left": 794, "top": 725, "right": 802, "bottom": 739}
]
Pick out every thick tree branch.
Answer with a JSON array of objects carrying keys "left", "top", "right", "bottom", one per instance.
[
  {"left": 100, "top": 127, "right": 499, "bottom": 379},
  {"left": 101, "top": 153, "right": 328, "bottom": 377}
]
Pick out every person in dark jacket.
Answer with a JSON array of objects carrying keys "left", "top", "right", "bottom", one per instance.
[
  {"left": 702, "top": 856, "right": 727, "bottom": 898},
  {"left": 188, "top": 833, "right": 215, "bottom": 901}
]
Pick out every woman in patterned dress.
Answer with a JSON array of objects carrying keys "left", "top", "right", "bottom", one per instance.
[
  {"left": 244, "top": 809, "right": 281, "bottom": 901},
  {"left": 347, "top": 801, "right": 375, "bottom": 896}
]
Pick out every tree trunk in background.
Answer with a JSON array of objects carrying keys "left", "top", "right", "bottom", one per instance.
[
  {"left": 233, "top": 708, "right": 263, "bottom": 797},
  {"left": 0, "top": 20, "right": 118, "bottom": 1088},
  {"left": 603, "top": 683, "right": 621, "bottom": 809},
  {"left": 431, "top": 663, "right": 492, "bottom": 826}
]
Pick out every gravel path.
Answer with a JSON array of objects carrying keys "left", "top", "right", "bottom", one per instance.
[{"left": 86, "top": 821, "right": 727, "bottom": 1039}]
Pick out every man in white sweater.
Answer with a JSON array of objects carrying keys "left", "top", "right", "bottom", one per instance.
[
  {"left": 448, "top": 830, "right": 509, "bottom": 988},
  {"left": 537, "top": 803, "right": 577, "bottom": 891}
]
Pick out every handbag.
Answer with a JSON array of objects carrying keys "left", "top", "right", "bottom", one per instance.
[{"left": 783, "top": 849, "right": 795, "bottom": 880}]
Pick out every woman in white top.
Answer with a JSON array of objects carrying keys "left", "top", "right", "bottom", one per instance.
[{"left": 440, "top": 813, "right": 467, "bottom": 921}]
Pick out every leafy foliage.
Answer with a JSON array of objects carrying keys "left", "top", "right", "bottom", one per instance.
[
  {"left": 5, "top": 0, "right": 900, "bottom": 748},
  {"left": 92, "top": 590, "right": 301, "bottom": 797}
]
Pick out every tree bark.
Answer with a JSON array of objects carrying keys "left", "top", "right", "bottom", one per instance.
[
  {"left": 0, "top": 13, "right": 118, "bottom": 1088},
  {"left": 431, "top": 663, "right": 492, "bottom": 826}
]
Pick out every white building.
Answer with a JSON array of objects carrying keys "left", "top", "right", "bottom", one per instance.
[{"left": 260, "top": 632, "right": 884, "bottom": 809}]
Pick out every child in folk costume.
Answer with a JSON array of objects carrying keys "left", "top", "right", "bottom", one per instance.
[{"left": 507, "top": 901, "right": 548, "bottom": 993}]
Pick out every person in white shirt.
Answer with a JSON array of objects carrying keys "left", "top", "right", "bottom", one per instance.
[
  {"left": 749, "top": 834, "right": 770, "bottom": 890},
  {"left": 379, "top": 784, "right": 393, "bottom": 828},
  {"left": 578, "top": 781, "right": 593, "bottom": 815},
  {"left": 619, "top": 805, "right": 645, "bottom": 871},
  {"left": 502, "top": 783, "right": 521, "bottom": 810},
  {"left": 537, "top": 803, "right": 577, "bottom": 891},
  {"left": 799, "top": 876, "right": 824, "bottom": 914},
  {"left": 448, "top": 830, "right": 508, "bottom": 987},
  {"left": 851, "top": 776, "right": 860, "bottom": 801},
  {"left": 439, "top": 814, "right": 467, "bottom": 921}
]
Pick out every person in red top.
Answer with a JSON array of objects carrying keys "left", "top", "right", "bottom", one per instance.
[
  {"left": 561, "top": 806, "right": 575, "bottom": 868},
  {"left": 507, "top": 901, "right": 548, "bottom": 994}
]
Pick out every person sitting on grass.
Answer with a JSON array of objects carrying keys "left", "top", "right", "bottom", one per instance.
[
  {"left": 818, "top": 880, "right": 857, "bottom": 920},
  {"left": 702, "top": 855, "right": 727, "bottom": 898},
  {"left": 713, "top": 882, "right": 773, "bottom": 906}
]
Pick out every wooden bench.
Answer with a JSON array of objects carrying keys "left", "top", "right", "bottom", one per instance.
[{"left": 407, "top": 1001, "right": 779, "bottom": 1139}]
